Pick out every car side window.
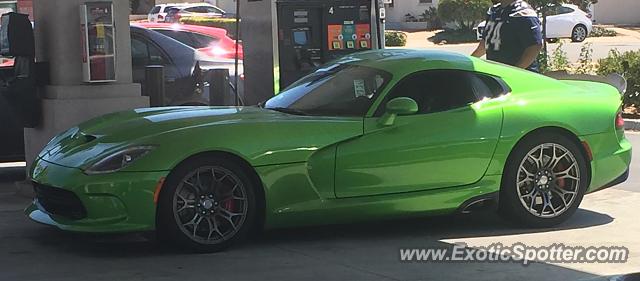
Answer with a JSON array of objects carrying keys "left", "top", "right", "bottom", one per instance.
[
  {"left": 559, "top": 6, "right": 574, "bottom": 14},
  {"left": 131, "top": 36, "right": 166, "bottom": 66},
  {"left": 162, "top": 6, "right": 175, "bottom": 13},
  {"left": 205, "top": 7, "right": 224, "bottom": 14},
  {"left": 150, "top": 6, "right": 161, "bottom": 14},
  {"left": 469, "top": 74, "right": 510, "bottom": 99},
  {"left": 190, "top": 33, "right": 220, "bottom": 48},
  {"left": 547, "top": 5, "right": 562, "bottom": 16},
  {"left": 148, "top": 42, "right": 166, "bottom": 65},
  {"left": 156, "top": 30, "right": 197, "bottom": 47},
  {"left": 131, "top": 36, "right": 149, "bottom": 66},
  {"left": 376, "top": 70, "right": 479, "bottom": 116},
  {"left": 185, "top": 6, "right": 207, "bottom": 13}
]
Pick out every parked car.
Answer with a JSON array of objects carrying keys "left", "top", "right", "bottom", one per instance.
[
  {"left": 476, "top": 4, "right": 593, "bottom": 42},
  {"left": 27, "top": 49, "right": 630, "bottom": 252},
  {"left": 147, "top": 3, "right": 186, "bottom": 23},
  {"left": 136, "top": 23, "right": 243, "bottom": 60},
  {"left": 163, "top": 3, "right": 226, "bottom": 23},
  {"left": 0, "top": 25, "right": 243, "bottom": 161}
]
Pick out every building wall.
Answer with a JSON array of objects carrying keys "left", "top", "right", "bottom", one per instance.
[
  {"left": 209, "top": 0, "right": 236, "bottom": 14},
  {"left": 385, "top": 0, "right": 438, "bottom": 24},
  {"left": 593, "top": 0, "right": 640, "bottom": 25}
]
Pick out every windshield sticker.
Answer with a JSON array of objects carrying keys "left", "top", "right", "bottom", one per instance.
[{"left": 354, "top": 79, "right": 366, "bottom": 98}]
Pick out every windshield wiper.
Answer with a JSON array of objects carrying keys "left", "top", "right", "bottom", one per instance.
[{"left": 268, "top": 107, "right": 310, "bottom": 116}]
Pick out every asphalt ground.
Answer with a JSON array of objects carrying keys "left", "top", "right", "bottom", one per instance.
[{"left": 0, "top": 133, "right": 638, "bottom": 281}]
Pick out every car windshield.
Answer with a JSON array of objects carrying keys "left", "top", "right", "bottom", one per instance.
[{"left": 264, "top": 63, "right": 391, "bottom": 117}]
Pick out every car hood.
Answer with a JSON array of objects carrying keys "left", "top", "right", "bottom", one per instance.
[{"left": 38, "top": 106, "right": 364, "bottom": 170}]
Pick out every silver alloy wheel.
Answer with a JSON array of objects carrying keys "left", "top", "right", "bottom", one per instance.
[
  {"left": 573, "top": 26, "right": 587, "bottom": 41},
  {"left": 173, "top": 166, "right": 248, "bottom": 244},
  {"left": 516, "top": 143, "right": 580, "bottom": 218}
]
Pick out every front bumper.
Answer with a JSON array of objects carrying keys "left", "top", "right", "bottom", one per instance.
[{"left": 26, "top": 157, "right": 169, "bottom": 233}]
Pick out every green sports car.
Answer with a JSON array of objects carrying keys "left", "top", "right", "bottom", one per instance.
[{"left": 27, "top": 49, "right": 631, "bottom": 252}]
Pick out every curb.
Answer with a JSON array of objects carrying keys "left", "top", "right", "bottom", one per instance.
[{"left": 625, "top": 119, "right": 640, "bottom": 131}]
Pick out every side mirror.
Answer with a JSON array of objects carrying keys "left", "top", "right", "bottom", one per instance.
[{"left": 379, "top": 97, "right": 418, "bottom": 126}]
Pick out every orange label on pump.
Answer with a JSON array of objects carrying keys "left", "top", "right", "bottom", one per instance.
[
  {"left": 355, "top": 24, "right": 372, "bottom": 50},
  {"left": 328, "top": 25, "right": 343, "bottom": 50}
]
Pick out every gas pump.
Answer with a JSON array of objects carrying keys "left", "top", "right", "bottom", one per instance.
[
  {"left": 239, "top": 0, "right": 384, "bottom": 105},
  {"left": 276, "top": 0, "right": 380, "bottom": 88}
]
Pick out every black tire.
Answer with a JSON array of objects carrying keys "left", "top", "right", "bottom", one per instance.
[
  {"left": 571, "top": 25, "right": 588, "bottom": 42},
  {"left": 546, "top": 38, "right": 559, "bottom": 44},
  {"left": 499, "top": 131, "right": 589, "bottom": 228},
  {"left": 157, "top": 155, "right": 258, "bottom": 252}
]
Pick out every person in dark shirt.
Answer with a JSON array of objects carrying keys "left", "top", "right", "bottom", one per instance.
[{"left": 471, "top": 0, "right": 543, "bottom": 72}]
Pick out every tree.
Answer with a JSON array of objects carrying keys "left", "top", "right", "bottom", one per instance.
[
  {"left": 437, "top": 0, "right": 493, "bottom": 31},
  {"left": 527, "top": 0, "right": 597, "bottom": 70},
  {"left": 569, "top": 0, "right": 598, "bottom": 11},
  {"left": 130, "top": 0, "right": 140, "bottom": 13}
]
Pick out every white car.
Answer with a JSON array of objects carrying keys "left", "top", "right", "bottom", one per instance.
[
  {"left": 476, "top": 4, "right": 593, "bottom": 42},
  {"left": 163, "top": 3, "right": 227, "bottom": 23},
  {"left": 148, "top": 3, "right": 187, "bottom": 23}
]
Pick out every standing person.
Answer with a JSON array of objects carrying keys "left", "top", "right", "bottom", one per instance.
[{"left": 471, "top": 0, "right": 543, "bottom": 72}]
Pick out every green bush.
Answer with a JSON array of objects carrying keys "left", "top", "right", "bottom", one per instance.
[
  {"left": 180, "top": 17, "right": 239, "bottom": 38},
  {"left": 385, "top": 31, "right": 407, "bottom": 47},
  {"left": 598, "top": 49, "right": 640, "bottom": 106},
  {"left": 575, "top": 42, "right": 595, "bottom": 74},
  {"left": 421, "top": 7, "right": 442, "bottom": 30},
  {"left": 438, "top": 0, "right": 492, "bottom": 31},
  {"left": 548, "top": 41, "right": 571, "bottom": 72},
  {"left": 590, "top": 26, "right": 617, "bottom": 37}
]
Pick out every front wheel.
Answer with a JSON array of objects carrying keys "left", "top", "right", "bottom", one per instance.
[
  {"left": 157, "top": 156, "right": 258, "bottom": 252},
  {"left": 500, "top": 133, "right": 589, "bottom": 228},
  {"left": 571, "top": 25, "right": 588, "bottom": 42}
]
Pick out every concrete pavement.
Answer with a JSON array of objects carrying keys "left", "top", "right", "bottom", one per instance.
[{"left": 0, "top": 133, "right": 638, "bottom": 280}]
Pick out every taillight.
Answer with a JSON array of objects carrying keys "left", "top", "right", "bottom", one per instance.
[
  {"left": 587, "top": 14, "right": 593, "bottom": 19},
  {"left": 158, "top": 15, "right": 164, "bottom": 20},
  {"left": 615, "top": 111, "right": 625, "bottom": 129}
]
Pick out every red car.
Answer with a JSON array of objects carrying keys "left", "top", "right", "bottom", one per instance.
[{"left": 134, "top": 23, "right": 243, "bottom": 60}]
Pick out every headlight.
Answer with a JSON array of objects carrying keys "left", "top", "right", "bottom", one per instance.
[{"left": 85, "top": 146, "right": 155, "bottom": 175}]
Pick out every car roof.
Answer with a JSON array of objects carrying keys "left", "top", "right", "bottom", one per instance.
[
  {"left": 134, "top": 22, "right": 228, "bottom": 37},
  {"left": 176, "top": 3, "right": 222, "bottom": 9},
  {"left": 338, "top": 49, "right": 549, "bottom": 81},
  {"left": 157, "top": 3, "right": 188, "bottom": 7},
  {"left": 342, "top": 49, "right": 475, "bottom": 70}
]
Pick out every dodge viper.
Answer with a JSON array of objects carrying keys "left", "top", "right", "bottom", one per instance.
[{"left": 27, "top": 49, "right": 631, "bottom": 252}]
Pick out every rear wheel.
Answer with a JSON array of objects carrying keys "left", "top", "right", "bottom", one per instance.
[
  {"left": 157, "top": 156, "right": 258, "bottom": 252},
  {"left": 571, "top": 25, "right": 588, "bottom": 42},
  {"left": 500, "top": 132, "right": 589, "bottom": 227}
]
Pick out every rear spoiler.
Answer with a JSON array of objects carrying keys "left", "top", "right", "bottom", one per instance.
[{"left": 546, "top": 71, "right": 627, "bottom": 95}]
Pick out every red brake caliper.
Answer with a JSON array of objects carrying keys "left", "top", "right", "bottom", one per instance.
[
  {"left": 223, "top": 185, "right": 235, "bottom": 211},
  {"left": 555, "top": 162, "right": 566, "bottom": 189}
]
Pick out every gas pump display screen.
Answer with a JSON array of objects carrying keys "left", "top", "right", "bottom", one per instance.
[{"left": 293, "top": 30, "right": 309, "bottom": 45}]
